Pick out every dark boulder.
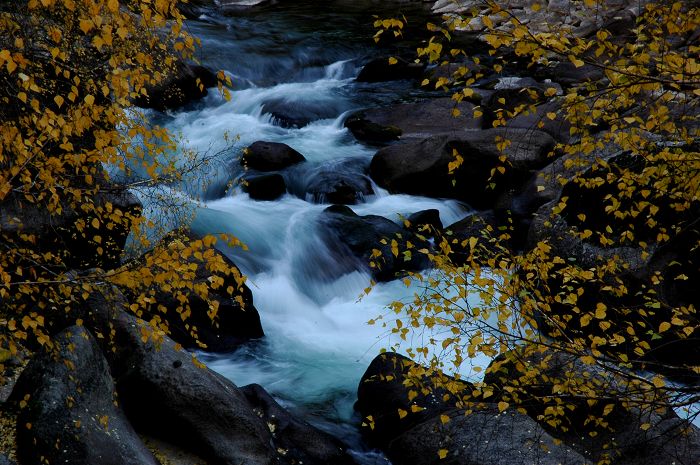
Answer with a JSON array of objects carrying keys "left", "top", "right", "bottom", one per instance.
[
  {"left": 240, "top": 384, "right": 355, "bottom": 465},
  {"left": 177, "top": 0, "right": 216, "bottom": 18},
  {"left": 10, "top": 326, "right": 159, "bottom": 465},
  {"left": 0, "top": 181, "right": 141, "bottom": 271},
  {"left": 535, "top": 60, "right": 605, "bottom": 89},
  {"left": 406, "top": 209, "right": 442, "bottom": 232},
  {"left": 105, "top": 310, "right": 276, "bottom": 465},
  {"left": 356, "top": 56, "right": 425, "bottom": 83},
  {"left": 369, "top": 128, "right": 555, "bottom": 209},
  {"left": 484, "top": 348, "right": 700, "bottom": 465},
  {"left": 356, "top": 352, "right": 471, "bottom": 447},
  {"left": 386, "top": 406, "right": 589, "bottom": 465},
  {"left": 442, "top": 212, "right": 501, "bottom": 265},
  {"left": 242, "top": 141, "right": 306, "bottom": 171},
  {"left": 133, "top": 61, "right": 217, "bottom": 111},
  {"left": 122, "top": 230, "right": 264, "bottom": 352},
  {"left": 356, "top": 353, "right": 587, "bottom": 465},
  {"left": 345, "top": 98, "right": 481, "bottom": 145},
  {"left": 319, "top": 206, "right": 430, "bottom": 281},
  {"left": 242, "top": 173, "right": 287, "bottom": 201},
  {"left": 481, "top": 81, "right": 550, "bottom": 129}
]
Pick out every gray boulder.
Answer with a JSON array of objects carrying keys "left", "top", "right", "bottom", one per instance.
[
  {"left": 345, "top": 98, "right": 481, "bottom": 145},
  {"left": 242, "top": 141, "right": 306, "bottom": 171},
  {"left": 370, "top": 128, "right": 555, "bottom": 209},
  {"left": 10, "top": 326, "right": 158, "bottom": 465}
]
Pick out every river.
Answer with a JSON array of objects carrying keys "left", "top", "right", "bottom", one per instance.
[{"left": 139, "top": 2, "right": 489, "bottom": 462}]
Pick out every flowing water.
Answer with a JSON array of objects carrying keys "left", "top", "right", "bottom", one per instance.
[{"left": 139, "top": 2, "right": 493, "bottom": 461}]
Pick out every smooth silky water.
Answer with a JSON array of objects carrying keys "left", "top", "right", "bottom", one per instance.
[{"left": 135, "top": 2, "right": 495, "bottom": 461}]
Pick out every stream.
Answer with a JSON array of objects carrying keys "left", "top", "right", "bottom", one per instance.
[{"left": 139, "top": 2, "right": 491, "bottom": 462}]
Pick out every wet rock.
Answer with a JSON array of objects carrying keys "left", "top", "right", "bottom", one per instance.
[
  {"left": 345, "top": 98, "right": 481, "bottom": 145},
  {"left": 242, "top": 141, "right": 306, "bottom": 171},
  {"left": 356, "top": 56, "right": 425, "bottom": 83},
  {"left": 319, "top": 206, "right": 430, "bottom": 281},
  {"left": 178, "top": 0, "right": 216, "bottom": 19},
  {"left": 10, "top": 326, "right": 159, "bottom": 465},
  {"left": 242, "top": 173, "right": 287, "bottom": 201},
  {"left": 133, "top": 61, "right": 217, "bottom": 111},
  {"left": 261, "top": 98, "right": 345, "bottom": 128},
  {"left": 241, "top": 384, "right": 355, "bottom": 465},
  {"left": 287, "top": 158, "right": 374, "bottom": 205},
  {"left": 369, "top": 128, "right": 555, "bottom": 209}
]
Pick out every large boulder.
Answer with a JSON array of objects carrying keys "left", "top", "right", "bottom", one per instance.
[
  {"left": 356, "top": 353, "right": 587, "bottom": 465},
  {"left": 386, "top": 406, "right": 589, "bottom": 465},
  {"left": 87, "top": 295, "right": 356, "bottom": 465},
  {"left": 356, "top": 352, "right": 470, "bottom": 447},
  {"left": 0, "top": 182, "right": 141, "bottom": 271},
  {"left": 345, "top": 98, "right": 481, "bottom": 145},
  {"left": 104, "top": 309, "right": 276, "bottom": 465},
  {"left": 525, "top": 152, "right": 700, "bottom": 371},
  {"left": 121, "top": 230, "right": 264, "bottom": 352},
  {"left": 356, "top": 56, "right": 425, "bottom": 83},
  {"left": 484, "top": 348, "right": 700, "bottom": 465},
  {"left": 133, "top": 61, "right": 217, "bottom": 111},
  {"left": 242, "top": 141, "right": 306, "bottom": 171},
  {"left": 10, "top": 326, "right": 159, "bottom": 465},
  {"left": 369, "top": 128, "right": 555, "bottom": 209},
  {"left": 241, "top": 384, "right": 355, "bottom": 465},
  {"left": 319, "top": 205, "right": 430, "bottom": 281}
]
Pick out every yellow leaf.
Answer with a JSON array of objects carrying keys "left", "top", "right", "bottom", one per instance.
[
  {"left": 569, "top": 56, "right": 585, "bottom": 68},
  {"left": 438, "top": 449, "right": 448, "bottom": 460},
  {"left": 79, "top": 19, "right": 93, "bottom": 34},
  {"left": 398, "top": 408, "right": 407, "bottom": 419},
  {"left": 388, "top": 57, "right": 398, "bottom": 65},
  {"left": 498, "top": 401, "right": 509, "bottom": 412}
]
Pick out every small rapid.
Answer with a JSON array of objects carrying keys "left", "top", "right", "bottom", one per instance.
[{"left": 139, "top": 1, "right": 492, "bottom": 461}]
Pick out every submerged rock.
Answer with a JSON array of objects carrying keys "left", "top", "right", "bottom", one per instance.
[{"left": 286, "top": 158, "right": 374, "bottom": 205}]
